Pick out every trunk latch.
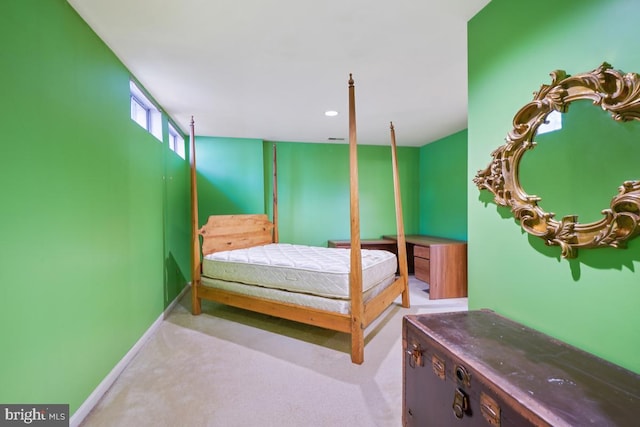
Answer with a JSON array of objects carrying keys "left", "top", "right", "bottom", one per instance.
[{"left": 452, "top": 388, "right": 469, "bottom": 419}]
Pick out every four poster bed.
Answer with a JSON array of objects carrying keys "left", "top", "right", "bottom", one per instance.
[{"left": 189, "top": 75, "right": 410, "bottom": 364}]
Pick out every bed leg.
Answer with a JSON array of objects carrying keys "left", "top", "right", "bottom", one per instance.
[
  {"left": 351, "top": 322, "right": 364, "bottom": 364},
  {"left": 401, "top": 291, "right": 410, "bottom": 308},
  {"left": 401, "top": 276, "right": 410, "bottom": 308},
  {"left": 191, "top": 282, "right": 202, "bottom": 315}
]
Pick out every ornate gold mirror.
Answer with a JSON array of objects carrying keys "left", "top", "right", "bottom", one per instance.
[{"left": 474, "top": 63, "right": 640, "bottom": 258}]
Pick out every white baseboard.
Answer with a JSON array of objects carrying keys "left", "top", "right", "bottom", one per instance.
[{"left": 70, "top": 283, "right": 191, "bottom": 427}]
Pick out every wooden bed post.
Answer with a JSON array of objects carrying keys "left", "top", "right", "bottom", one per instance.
[
  {"left": 390, "top": 122, "right": 410, "bottom": 308},
  {"left": 190, "top": 117, "right": 202, "bottom": 315},
  {"left": 348, "top": 74, "right": 364, "bottom": 364},
  {"left": 272, "top": 143, "right": 279, "bottom": 243}
]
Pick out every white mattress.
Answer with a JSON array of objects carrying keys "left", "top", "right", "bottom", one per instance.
[
  {"left": 202, "top": 243, "right": 397, "bottom": 299},
  {"left": 200, "top": 274, "right": 397, "bottom": 315}
]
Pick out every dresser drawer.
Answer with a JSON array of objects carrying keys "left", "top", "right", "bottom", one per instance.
[
  {"left": 414, "top": 257, "right": 430, "bottom": 282},
  {"left": 413, "top": 245, "right": 430, "bottom": 259}
]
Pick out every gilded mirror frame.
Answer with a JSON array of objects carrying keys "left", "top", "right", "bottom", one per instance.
[{"left": 473, "top": 63, "right": 640, "bottom": 258}]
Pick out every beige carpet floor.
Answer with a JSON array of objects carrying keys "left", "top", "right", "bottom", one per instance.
[{"left": 80, "top": 276, "right": 467, "bottom": 427}]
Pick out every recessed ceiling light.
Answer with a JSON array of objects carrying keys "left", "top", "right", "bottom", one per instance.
[{"left": 324, "top": 110, "right": 339, "bottom": 117}]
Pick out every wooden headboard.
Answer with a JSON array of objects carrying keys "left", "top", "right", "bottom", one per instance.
[{"left": 199, "top": 214, "right": 275, "bottom": 256}]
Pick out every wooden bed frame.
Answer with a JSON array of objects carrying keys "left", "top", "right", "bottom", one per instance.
[{"left": 189, "top": 75, "right": 409, "bottom": 364}]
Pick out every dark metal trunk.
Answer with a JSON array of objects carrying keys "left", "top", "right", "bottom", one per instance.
[{"left": 403, "top": 310, "right": 639, "bottom": 426}]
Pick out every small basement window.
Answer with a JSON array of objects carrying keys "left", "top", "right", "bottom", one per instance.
[
  {"left": 168, "top": 123, "right": 185, "bottom": 159},
  {"left": 130, "top": 80, "right": 162, "bottom": 141}
]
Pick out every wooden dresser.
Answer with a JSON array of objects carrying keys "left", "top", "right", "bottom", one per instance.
[
  {"left": 403, "top": 311, "right": 640, "bottom": 426},
  {"left": 384, "top": 235, "right": 467, "bottom": 299}
]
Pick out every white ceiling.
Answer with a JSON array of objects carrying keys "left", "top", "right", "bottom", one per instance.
[{"left": 67, "top": 0, "right": 490, "bottom": 146}]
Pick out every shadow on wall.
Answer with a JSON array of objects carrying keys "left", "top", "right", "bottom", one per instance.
[
  {"left": 527, "top": 235, "right": 639, "bottom": 281},
  {"left": 477, "top": 191, "right": 640, "bottom": 277},
  {"left": 196, "top": 172, "right": 246, "bottom": 217},
  {"left": 164, "top": 253, "right": 188, "bottom": 309}
]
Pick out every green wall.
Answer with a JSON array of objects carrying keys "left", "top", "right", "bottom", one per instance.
[
  {"left": 468, "top": 0, "right": 640, "bottom": 373},
  {"left": 418, "top": 130, "right": 468, "bottom": 240},
  {"left": 194, "top": 137, "right": 265, "bottom": 222},
  {"left": 0, "top": 0, "right": 190, "bottom": 414},
  {"left": 195, "top": 139, "right": 420, "bottom": 247},
  {"left": 164, "top": 149, "right": 191, "bottom": 306}
]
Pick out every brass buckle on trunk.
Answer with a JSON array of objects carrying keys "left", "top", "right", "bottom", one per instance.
[
  {"left": 406, "top": 343, "right": 423, "bottom": 368},
  {"left": 452, "top": 388, "right": 469, "bottom": 419},
  {"left": 432, "top": 354, "right": 446, "bottom": 380},
  {"left": 480, "top": 392, "right": 501, "bottom": 426}
]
